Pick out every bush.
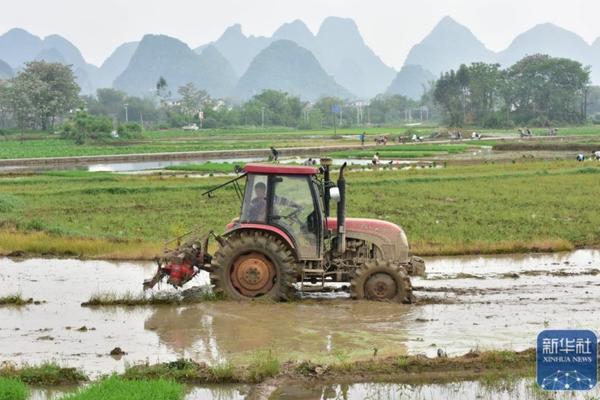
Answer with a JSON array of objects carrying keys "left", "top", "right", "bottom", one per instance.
[
  {"left": 117, "top": 123, "right": 143, "bottom": 138},
  {"left": 60, "top": 110, "right": 113, "bottom": 144},
  {"left": 482, "top": 113, "right": 505, "bottom": 128},
  {"left": 202, "top": 117, "right": 218, "bottom": 129}
]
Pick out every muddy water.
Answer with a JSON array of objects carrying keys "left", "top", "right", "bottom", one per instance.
[
  {"left": 29, "top": 379, "right": 600, "bottom": 400},
  {"left": 274, "top": 379, "right": 600, "bottom": 400},
  {"left": 0, "top": 250, "right": 599, "bottom": 378},
  {"left": 29, "top": 384, "right": 249, "bottom": 400}
]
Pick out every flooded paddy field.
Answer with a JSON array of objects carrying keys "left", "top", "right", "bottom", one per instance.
[
  {"left": 0, "top": 250, "right": 598, "bottom": 379},
  {"left": 27, "top": 379, "right": 600, "bottom": 400}
]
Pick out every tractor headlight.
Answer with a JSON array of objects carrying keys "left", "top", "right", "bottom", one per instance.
[{"left": 329, "top": 187, "right": 341, "bottom": 202}]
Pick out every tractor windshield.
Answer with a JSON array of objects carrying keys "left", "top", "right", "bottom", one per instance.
[
  {"left": 240, "top": 174, "right": 268, "bottom": 223},
  {"left": 271, "top": 175, "right": 319, "bottom": 259}
]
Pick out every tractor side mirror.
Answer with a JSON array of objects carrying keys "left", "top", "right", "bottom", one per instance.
[{"left": 329, "top": 187, "right": 341, "bottom": 202}]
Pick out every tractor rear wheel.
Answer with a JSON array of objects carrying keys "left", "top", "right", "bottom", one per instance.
[
  {"left": 210, "top": 231, "right": 297, "bottom": 301},
  {"left": 350, "top": 260, "right": 414, "bottom": 303}
]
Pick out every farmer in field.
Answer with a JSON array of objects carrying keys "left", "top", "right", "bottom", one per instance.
[
  {"left": 360, "top": 132, "right": 366, "bottom": 146},
  {"left": 577, "top": 154, "right": 585, "bottom": 162},
  {"left": 372, "top": 152, "right": 380, "bottom": 166},
  {"left": 270, "top": 146, "right": 279, "bottom": 162}
]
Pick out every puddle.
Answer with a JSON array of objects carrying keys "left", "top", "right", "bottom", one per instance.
[
  {"left": 0, "top": 250, "right": 599, "bottom": 377},
  {"left": 28, "top": 379, "right": 600, "bottom": 400},
  {"left": 30, "top": 384, "right": 249, "bottom": 400},
  {"left": 273, "top": 379, "right": 600, "bottom": 400},
  {"left": 1, "top": 156, "right": 424, "bottom": 173}
]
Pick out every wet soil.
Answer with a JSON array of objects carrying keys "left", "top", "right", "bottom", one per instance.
[{"left": 0, "top": 250, "right": 598, "bottom": 378}]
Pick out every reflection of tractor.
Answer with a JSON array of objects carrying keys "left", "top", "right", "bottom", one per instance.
[{"left": 144, "top": 159, "right": 425, "bottom": 303}]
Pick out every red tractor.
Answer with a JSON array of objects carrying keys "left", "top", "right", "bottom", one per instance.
[{"left": 144, "top": 159, "right": 425, "bottom": 303}]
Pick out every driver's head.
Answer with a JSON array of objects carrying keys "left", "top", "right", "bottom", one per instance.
[{"left": 254, "top": 182, "right": 266, "bottom": 198}]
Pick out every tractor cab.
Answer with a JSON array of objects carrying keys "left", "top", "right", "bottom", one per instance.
[{"left": 232, "top": 164, "right": 324, "bottom": 260}]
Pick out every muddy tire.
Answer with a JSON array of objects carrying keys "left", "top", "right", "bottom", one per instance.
[
  {"left": 210, "top": 231, "right": 297, "bottom": 301},
  {"left": 406, "top": 256, "right": 426, "bottom": 278},
  {"left": 350, "top": 260, "right": 414, "bottom": 303}
]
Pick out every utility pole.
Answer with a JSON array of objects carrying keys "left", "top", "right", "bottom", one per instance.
[
  {"left": 124, "top": 104, "right": 129, "bottom": 123},
  {"left": 261, "top": 107, "right": 265, "bottom": 128},
  {"left": 140, "top": 113, "right": 144, "bottom": 130},
  {"left": 333, "top": 107, "right": 337, "bottom": 134}
]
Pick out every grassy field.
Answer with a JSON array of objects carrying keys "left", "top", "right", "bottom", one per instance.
[
  {"left": 1, "top": 159, "right": 599, "bottom": 258},
  {"left": 0, "top": 378, "right": 27, "bottom": 400},
  {"left": 2, "top": 125, "right": 600, "bottom": 160},
  {"left": 62, "top": 377, "right": 183, "bottom": 400}
]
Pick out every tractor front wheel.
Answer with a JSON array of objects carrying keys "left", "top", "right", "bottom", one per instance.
[
  {"left": 210, "top": 231, "right": 296, "bottom": 301},
  {"left": 350, "top": 260, "right": 414, "bottom": 303}
]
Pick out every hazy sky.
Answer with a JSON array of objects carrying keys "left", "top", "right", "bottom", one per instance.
[{"left": 1, "top": 0, "right": 597, "bottom": 68}]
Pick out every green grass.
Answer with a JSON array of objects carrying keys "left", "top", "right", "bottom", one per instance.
[
  {"left": 247, "top": 350, "right": 280, "bottom": 382},
  {"left": 0, "top": 378, "right": 28, "bottom": 400},
  {"left": 61, "top": 376, "right": 183, "bottom": 400},
  {"left": 82, "top": 288, "right": 219, "bottom": 306},
  {"left": 2, "top": 124, "right": 600, "bottom": 160},
  {"left": 0, "top": 362, "right": 87, "bottom": 385},
  {"left": 0, "top": 293, "right": 32, "bottom": 306},
  {"left": 1, "top": 160, "right": 600, "bottom": 258}
]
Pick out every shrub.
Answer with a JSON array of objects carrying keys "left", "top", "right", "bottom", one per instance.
[
  {"left": 117, "top": 123, "right": 143, "bottom": 138},
  {"left": 60, "top": 110, "right": 113, "bottom": 144}
]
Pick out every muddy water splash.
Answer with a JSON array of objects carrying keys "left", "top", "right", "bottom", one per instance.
[{"left": 0, "top": 250, "right": 599, "bottom": 377}]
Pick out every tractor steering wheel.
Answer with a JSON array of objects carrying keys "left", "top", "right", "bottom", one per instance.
[{"left": 282, "top": 206, "right": 303, "bottom": 225}]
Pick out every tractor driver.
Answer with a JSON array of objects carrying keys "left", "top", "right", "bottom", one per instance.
[{"left": 246, "top": 181, "right": 302, "bottom": 222}]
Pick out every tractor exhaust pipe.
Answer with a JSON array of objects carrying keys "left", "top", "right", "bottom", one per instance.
[
  {"left": 320, "top": 158, "right": 333, "bottom": 217},
  {"left": 336, "top": 162, "right": 347, "bottom": 254}
]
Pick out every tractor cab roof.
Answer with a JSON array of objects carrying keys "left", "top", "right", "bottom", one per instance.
[{"left": 243, "top": 163, "right": 319, "bottom": 175}]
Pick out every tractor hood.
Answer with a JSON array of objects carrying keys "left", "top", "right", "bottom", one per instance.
[{"left": 326, "top": 217, "right": 410, "bottom": 263}]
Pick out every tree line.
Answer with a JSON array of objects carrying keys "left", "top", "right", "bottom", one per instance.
[
  {"left": 431, "top": 54, "right": 591, "bottom": 127},
  {"left": 0, "top": 55, "right": 598, "bottom": 142}
]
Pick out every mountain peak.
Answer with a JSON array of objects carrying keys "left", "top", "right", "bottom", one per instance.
[
  {"left": 317, "top": 16, "right": 362, "bottom": 43},
  {"left": 273, "top": 19, "right": 314, "bottom": 49},
  {"left": 273, "top": 19, "right": 312, "bottom": 37},
  {"left": 221, "top": 24, "right": 245, "bottom": 39},
  {"left": 236, "top": 38, "right": 351, "bottom": 101},
  {"left": 404, "top": 16, "right": 493, "bottom": 76},
  {"left": 430, "top": 16, "right": 474, "bottom": 37}
]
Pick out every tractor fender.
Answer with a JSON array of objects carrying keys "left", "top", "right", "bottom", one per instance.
[
  {"left": 327, "top": 217, "right": 410, "bottom": 263},
  {"left": 224, "top": 223, "right": 296, "bottom": 251}
]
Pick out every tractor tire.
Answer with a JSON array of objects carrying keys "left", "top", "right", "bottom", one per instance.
[
  {"left": 350, "top": 260, "right": 414, "bottom": 303},
  {"left": 210, "top": 231, "right": 297, "bottom": 301}
]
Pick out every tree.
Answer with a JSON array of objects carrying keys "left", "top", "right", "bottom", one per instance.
[
  {"left": 12, "top": 61, "right": 81, "bottom": 130},
  {"left": 368, "top": 94, "right": 417, "bottom": 124},
  {"left": 507, "top": 55, "right": 589, "bottom": 124},
  {"left": 241, "top": 90, "right": 305, "bottom": 127},
  {"left": 177, "top": 82, "right": 210, "bottom": 121},
  {"left": 433, "top": 70, "right": 464, "bottom": 126}
]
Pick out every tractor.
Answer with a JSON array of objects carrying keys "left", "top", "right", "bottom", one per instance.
[{"left": 144, "top": 159, "right": 425, "bottom": 303}]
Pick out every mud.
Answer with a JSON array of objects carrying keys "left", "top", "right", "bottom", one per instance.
[{"left": 0, "top": 250, "right": 599, "bottom": 378}]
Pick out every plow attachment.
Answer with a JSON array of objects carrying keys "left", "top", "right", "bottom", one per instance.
[{"left": 143, "top": 230, "right": 216, "bottom": 291}]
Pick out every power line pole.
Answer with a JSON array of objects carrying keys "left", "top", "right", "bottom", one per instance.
[
  {"left": 124, "top": 104, "right": 129, "bottom": 123},
  {"left": 261, "top": 107, "right": 265, "bottom": 128}
]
